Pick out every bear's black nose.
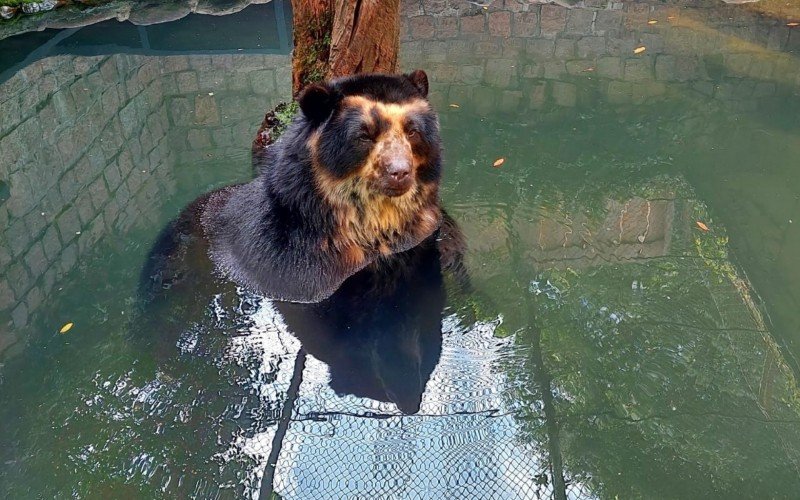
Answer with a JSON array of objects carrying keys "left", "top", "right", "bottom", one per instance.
[
  {"left": 382, "top": 158, "right": 413, "bottom": 196},
  {"left": 387, "top": 160, "right": 411, "bottom": 181}
]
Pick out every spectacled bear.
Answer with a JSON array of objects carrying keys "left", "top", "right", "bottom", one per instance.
[{"left": 141, "top": 70, "right": 466, "bottom": 305}]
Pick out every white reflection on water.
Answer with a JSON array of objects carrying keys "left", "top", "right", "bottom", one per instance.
[{"left": 213, "top": 299, "right": 579, "bottom": 499}]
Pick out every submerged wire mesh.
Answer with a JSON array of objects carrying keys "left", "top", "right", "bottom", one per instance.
[{"left": 230, "top": 307, "right": 595, "bottom": 500}]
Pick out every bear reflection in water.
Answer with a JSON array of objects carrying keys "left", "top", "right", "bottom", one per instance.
[{"left": 279, "top": 227, "right": 449, "bottom": 414}]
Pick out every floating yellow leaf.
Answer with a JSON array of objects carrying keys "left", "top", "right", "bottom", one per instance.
[
  {"left": 647, "top": 19, "right": 658, "bottom": 25},
  {"left": 788, "top": 22, "right": 799, "bottom": 27},
  {"left": 492, "top": 158, "right": 505, "bottom": 168},
  {"left": 633, "top": 46, "right": 646, "bottom": 54},
  {"left": 696, "top": 221, "right": 710, "bottom": 232},
  {"left": 449, "top": 103, "right": 460, "bottom": 108},
  {"left": 59, "top": 322, "right": 74, "bottom": 334}
]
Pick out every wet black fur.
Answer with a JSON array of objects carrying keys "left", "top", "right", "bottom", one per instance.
[
  {"left": 136, "top": 72, "right": 468, "bottom": 415},
  {"left": 137, "top": 215, "right": 460, "bottom": 416},
  {"left": 140, "top": 71, "right": 455, "bottom": 304}
]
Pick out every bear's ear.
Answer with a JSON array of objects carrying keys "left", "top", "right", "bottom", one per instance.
[
  {"left": 406, "top": 69, "right": 429, "bottom": 98},
  {"left": 298, "top": 83, "right": 340, "bottom": 124}
]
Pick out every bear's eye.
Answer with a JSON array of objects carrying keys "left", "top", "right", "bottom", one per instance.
[
  {"left": 357, "top": 126, "right": 374, "bottom": 142},
  {"left": 407, "top": 128, "right": 419, "bottom": 139}
]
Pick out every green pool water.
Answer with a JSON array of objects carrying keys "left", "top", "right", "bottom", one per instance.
[{"left": 2, "top": 0, "right": 800, "bottom": 498}]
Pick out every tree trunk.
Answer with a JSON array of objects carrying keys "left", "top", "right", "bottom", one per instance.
[
  {"left": 290, "top": 0, "right": 334, "bottom": 97},
  {"left": 254, "top": 0, "right": 400, "bottom": 163},
  {"left": 326, "top": 0, "right": 400, "bottom": 79},
  {"left": 290, "top": 0, "right": 400, "bottom": 96}
]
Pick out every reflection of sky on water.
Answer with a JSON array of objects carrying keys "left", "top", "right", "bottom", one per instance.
[{"left": 217, "top": 301, "right": 574, "bottom": 499}]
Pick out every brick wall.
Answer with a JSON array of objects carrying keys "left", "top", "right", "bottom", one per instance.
[
  {"left": 399, "top": 0, "right": 800, "bottom": 114},
  {"left": 0, "top": 51, "right": 290, "bottom": 359},
  {"left": 161, "top": 54, "right": 291, "bottom": 167},
  {"left": 0, "top": 54, "right": 171, "bottom": 345}
]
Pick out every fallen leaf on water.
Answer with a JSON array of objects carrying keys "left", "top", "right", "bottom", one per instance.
[
  {"left": 59, "top": 322, "right": 74, "bottom": 334},
  {"left": 788, "top": 22, "right": 799, "bottom": 27},
  {"left": 647, "top": 19, "right": 658, "bottom": 25},
  {"left": 493, "top": 158, "right": 505, "bottom": 168},
  {"left": 696, "top": 221, "right": 710, "bottom": 232},
  {"left": 449, "top": 103, "right": 460, "bottom": 108},
  {"left": 634, "top": 46, "right": 646, "bottom": 54},
  {"left": 583, "top": 67, "right": 595, "bottom": 72}
]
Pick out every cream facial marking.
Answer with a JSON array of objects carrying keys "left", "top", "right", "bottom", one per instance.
[
  {"left": 306, "top": 94, "right": 441, "bottom": 256},
  {"left": 311, "top": 95, "right": 431, "bottom": 200},
  {"left": 348, "top": 96, "right": 429, "bottom": 193},
  {"left": 342, "top": 95, "right": 431, "bottom": 126}
]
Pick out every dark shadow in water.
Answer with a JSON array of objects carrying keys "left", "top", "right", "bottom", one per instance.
[
  {"left": 258, "top": 238, "right": 447, "bottom": 498},
  {"left": 278, "top": 236, "right": 446, "bottom": 415},
  {"left": 134, "top": 208, "right": 453, "bottom": 498}
]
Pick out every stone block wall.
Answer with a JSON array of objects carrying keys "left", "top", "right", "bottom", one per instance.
[
  {"left": 161, "top": 54, "right": 291, "bottom": 167},
  {"left": 0, "top": 54, "right": 174, "bottom": 353},
  {"left": 0, "top": 51, "right": 290, "bottom": 359},
  {"left": 397, "top": 0, "right": 800, "bottom": 356},
  {"left": 399, "top": 0, "right": 800, "bottom": 114},
  {"left": 3, "top": 0, "right": 798, "bottom": 359}
]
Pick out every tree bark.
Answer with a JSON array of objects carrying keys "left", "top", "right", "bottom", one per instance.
[
  {"left": 290, "top": 0, "right": 334, "bottom": 97},
  {"left": 290, "top": 0, "right": 400, "bottom": 96},
  {"left": 326, "top": 0, "right": 401, "bottom": 79},
  {"left": 254, "top": 0, "right": 401, "bottom": 158}
]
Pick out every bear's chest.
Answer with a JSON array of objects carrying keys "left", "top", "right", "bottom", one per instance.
[{"left": 333, "top": 198, "right": 441, "bottom": 256}]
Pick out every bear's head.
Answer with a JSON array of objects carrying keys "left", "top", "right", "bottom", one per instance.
[
  {"left": 299, "top": 70, "right": 440, "bottom": 200},
  {"left": 296, "top": 70, "right": 443, "bottom": 257}
]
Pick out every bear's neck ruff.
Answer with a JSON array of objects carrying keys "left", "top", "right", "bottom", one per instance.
[{"left": 317, "top": 177, "right": 442, "bottom": 265}]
